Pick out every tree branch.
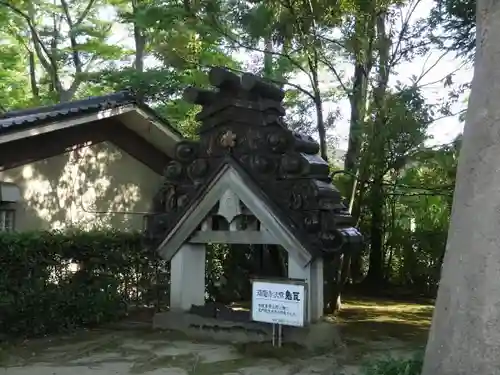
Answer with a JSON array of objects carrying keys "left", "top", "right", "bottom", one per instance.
[
  {"left": 0, "top": 1, "right": 62, "bottom": 91},
  {"left": 415, "top": 50, "right": 450, "bottom": 84},
  {"left": 412, "top": 61, "right": 469, "bottom": 90},
  {"left": 60, "top": 0, "right": 83, "bottom": 75},
  {"left": 426, "top": 109, "right": 467, "bottom": 125},
  {"left": 184, "top": 6, "right": 313, "bottom": 84},
  {"left": 316, "top": 53, "right": 351, "bottom": 96},
  {"left": 387, "top": 191, "right": 453, "bottom": 197},
  {"left": 76, "top": 0, "right": 96, "bottom": 25},
  {"left": 389, "top": 0, "right": 423, "bottom": 68}
]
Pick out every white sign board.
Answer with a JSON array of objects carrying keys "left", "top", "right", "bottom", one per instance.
[{"left": 251, "top": 279, "right": 306, "bottom": 327}]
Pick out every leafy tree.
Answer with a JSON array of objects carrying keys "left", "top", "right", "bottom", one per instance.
[
  {"left": 0, "top": 0, "right": 125, "bottom": 102},
  {"left": 430, "top": 0, "right": 476, "bottom": 59},
  {"left": 0, "top": 0, "right": 471, "bottom": 307}
]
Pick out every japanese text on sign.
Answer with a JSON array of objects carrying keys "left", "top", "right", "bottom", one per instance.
[{"left": 251, "top": 280, "right": 306, "bottom": 327}]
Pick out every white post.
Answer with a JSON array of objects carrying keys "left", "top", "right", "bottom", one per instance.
[
  {"left": 288, "top": 255, "right": 324, "bottom": 323},
  {"left": 288, "top": 256, "right": 311, "bottom": 323},
  {"left": 309, "top": 258, "right": 324, "bottom": 322},
  {"left": 170, "top": 243, "right": 206, "bottom": 311}
]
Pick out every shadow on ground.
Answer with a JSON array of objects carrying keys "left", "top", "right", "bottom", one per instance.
[{"left": 0, "top": 296, "right": 434, "bottom": 375}]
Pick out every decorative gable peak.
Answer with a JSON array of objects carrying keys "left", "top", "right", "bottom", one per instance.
[{"left": 146, "top": 67, "right": 362, "bottom": 258}]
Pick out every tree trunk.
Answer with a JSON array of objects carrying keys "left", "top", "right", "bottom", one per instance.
[
  {"left": 349, "top": 180, "right": 368, "bottom": 281},
  {"left": 365, "top": 175, "right": 385, "bottom": 286},
  {"left": 349, "top": 251, "right": 364, "bottom": 283},
  {"left": 326, "top": 253, "right": 343, "bottom": 313},
  {"left": 422, "top": 1, "right": 500, "bottom": 374},
  {"left": 263, "top": 36, "right": 273, "bottom": 79},
  {"left": 364, "top": 10, "right": 390, "bottom": 288},
  {"left": 345, "top": 63, "right": 369, "bottom": 173},
  {"left": 132, "top": 0, "right": 146, "bottom": 102},
  {"left": 327, "top": 252, "right": 353, "bottom": 314},
  {"left": 312, "top": 84, "right": 327, "bottom": 161},
  {"left": 28, "top": 50, "right": 39, "bottom": 98},
  {"left": 345, "top": 3, "right": 375, "bottom": 215},
  {"left": 345, "top": 8, "right": 377, "bottom": 285}
]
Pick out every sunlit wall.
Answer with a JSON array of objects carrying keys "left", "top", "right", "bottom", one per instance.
[{"left": 0, "top": 141, "right": 162, "bottom": 231}]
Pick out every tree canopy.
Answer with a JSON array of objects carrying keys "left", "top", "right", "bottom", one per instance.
[{"left": 0, "top": 0, "right": 472, "bottom": 303}]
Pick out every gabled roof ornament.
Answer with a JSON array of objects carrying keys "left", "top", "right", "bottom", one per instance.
[
  {"left": 146, "top": 67, "right": 363, "bottom": 259},
  {"left": 220, "top": 130, "right": 237, "bottom": 149}
]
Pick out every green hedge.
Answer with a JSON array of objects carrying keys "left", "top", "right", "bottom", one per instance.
[{"left": 0, "top": 230, "right": 168, "bottom": 338}]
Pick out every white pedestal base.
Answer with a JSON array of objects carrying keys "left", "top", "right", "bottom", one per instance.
[{"left": 170, "top": 243, "right": 206, "bottom": 311}]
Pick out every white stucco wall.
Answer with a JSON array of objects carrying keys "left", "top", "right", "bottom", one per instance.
[{"left": 0, "top": 141, "right": 162, "bottom": 231}]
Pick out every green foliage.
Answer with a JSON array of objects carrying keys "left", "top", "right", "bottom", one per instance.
[
  {"left": 0, "top": 42, "right": 33, "bottom": 111},
  {"left": 429, "top": 0, "right": 475, "bottom": 59},
  {"left": 361, "top": 352, "right": 423, "bottom": 375},
  {"left": 0, "top": 0, "right": 469, "bottom": 300},
  {"left": 206, "top": 244, "right": 259, "bottom": 303},
  {"left": 0, "top": 230, "right": 167, "bottom": 338},
  {"left": 384, "top": 140, "right": 458, "bottom": 292}
]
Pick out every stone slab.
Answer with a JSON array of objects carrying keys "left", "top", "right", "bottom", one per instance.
[{"left": 153, "top": 311, "right": 343, "bottom": 351}]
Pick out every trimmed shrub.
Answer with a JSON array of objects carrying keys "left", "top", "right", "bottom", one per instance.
[{"left": 0, "top": 230, "right": 168, "bottom": 338}]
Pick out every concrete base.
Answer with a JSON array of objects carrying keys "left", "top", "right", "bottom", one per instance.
[{"left": 153, "top": 311, "right": 343, "bottom": 351}]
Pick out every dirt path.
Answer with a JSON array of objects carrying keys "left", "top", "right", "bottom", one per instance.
[{"left": 0, "top": 328, "right": 418, "bottom": 375}]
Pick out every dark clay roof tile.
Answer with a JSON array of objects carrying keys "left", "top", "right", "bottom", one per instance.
[{"left": 0, "top": 91, "right": 135, "bottom": 132}]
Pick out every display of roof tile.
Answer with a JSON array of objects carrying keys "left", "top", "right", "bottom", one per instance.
[{"left": 145, "top": 67, "right": 363, "bottom": 258}]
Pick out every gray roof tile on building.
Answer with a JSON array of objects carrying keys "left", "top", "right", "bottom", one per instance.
[{"left": 0, "top": 91, "right": 137, "bottom": 133}]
